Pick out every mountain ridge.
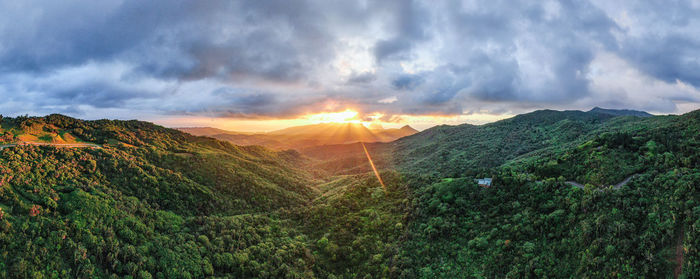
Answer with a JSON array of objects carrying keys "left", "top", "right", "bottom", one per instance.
[
  {"left": 177, "top": 122, "right": 419, "bottom": 150},
  {"left": 394, "top": 108, "right": 695, "bottom": 177},
  {"left": 588, "top": 106, "right": 653, "bottom": 117}
]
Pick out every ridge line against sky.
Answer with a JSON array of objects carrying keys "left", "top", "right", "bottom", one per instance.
[{"left": 1, "top": 0, "right": 699, "bottom": 131}]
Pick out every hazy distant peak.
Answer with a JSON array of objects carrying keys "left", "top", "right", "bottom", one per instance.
[
  {"left": 177, "top": 127, "right": 240, "bottom": 136},
  {"left": 399, "top": 125, "right": 418, "bottom": 132},
  {"left": 588, "top": 107, "right": 653, "bottom": 117},
  {"left": 368, "top": 123, "right": 384, "bottom": 130},
  {"left": 188, "top": 121, "right": 419, "bottom": 149}
]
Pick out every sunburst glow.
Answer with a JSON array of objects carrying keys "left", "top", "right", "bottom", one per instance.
[{"left": 306, "top": 109, "right": 362, "bottom": 124}]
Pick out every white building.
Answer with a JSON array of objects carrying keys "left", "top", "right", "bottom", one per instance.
[{"left": 476, "top": 178, "right": 492, "bottom": 187}]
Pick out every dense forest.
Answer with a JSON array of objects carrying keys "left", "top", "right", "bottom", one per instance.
[
  {"left": 394, "top": 109, "right": 699, "bottom": 278},
  {"left": 0, "top": 114, "right": 406, "bottom": 278},
  {"left": 0, "top": 109, "right": 698, "bottom": 278}
]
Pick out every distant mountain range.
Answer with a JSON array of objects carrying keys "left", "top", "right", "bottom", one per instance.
[
  {"left": 177, "top": 108, "right": 655, "bottom": 150},
  {"left": 178, "top": 122, "right": 418, "bottom": 150},
  {"left": 173, "top": 127, "right": 245, "bottom": 136}
]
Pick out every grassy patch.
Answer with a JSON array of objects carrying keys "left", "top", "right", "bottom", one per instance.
[{"left": 38, "top": 134, "right": 54, "bottom": 142}]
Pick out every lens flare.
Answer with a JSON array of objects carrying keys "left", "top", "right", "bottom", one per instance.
[{"left": 361, "top": 142, "right": 386, "bottom": 189}]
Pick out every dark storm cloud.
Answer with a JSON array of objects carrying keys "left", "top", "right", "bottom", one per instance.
[{"left": 0, "top": 0, "right": 698, "bottom": 120}]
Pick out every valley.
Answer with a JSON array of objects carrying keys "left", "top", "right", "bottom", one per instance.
[
  {"left": 0, "top": 109, "right": 698, "bottom": 278},
  {"left": 3, "top": 1, "right": 698, "bottom": 278},
  {"left": 177, "top": 123, "right": 418, "bottom": 150}
]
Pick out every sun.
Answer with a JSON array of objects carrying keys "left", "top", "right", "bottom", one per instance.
[{"left": 306, "top": 109, "right": 362, "bottom": 124}]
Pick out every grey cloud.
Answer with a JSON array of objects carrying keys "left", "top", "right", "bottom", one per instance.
[
  {"left": 0, "top": 0, "right": 333, "bottom": 82},
  {"left": 347, "top": 72, "right": 377, "bottom": 84},
  {"left": 0, "top": 1, "right": 188, "bottom": 72},
  {"left": 212, "top": 88, "right": 277, "bottom": 108},
  {"left": 392, "top": 75, "right": 424, "bottom": 90},
  {"left": 445, "top": 0, "right": 613, "bottom": 103},
  {"left": 621, "top": 35, "right": 700, "bottom": 87},
  {"left": 373, "top": 0, "right": 431, "bottom": 62},
  {"left": 49, "top": 85, "right": 147, "bottom": 109},
  {"left": 0, "top": 0, "right": 698, "bottom": 121},
  {"left": 595, "top": 0, "right": 700, "bottom": 87}
]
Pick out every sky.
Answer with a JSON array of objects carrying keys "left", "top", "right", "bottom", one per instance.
[{"left": 1, "top": 0, "right": 699, "bottom": 131}]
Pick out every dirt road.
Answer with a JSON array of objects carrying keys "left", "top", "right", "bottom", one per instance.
[{"left": 673, "top": 228, "right": 685, "bottom": 278}]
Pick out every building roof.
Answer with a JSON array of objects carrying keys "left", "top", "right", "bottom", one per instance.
[{"left": 476, "top": 178, "right": 492, "bottom": 186}]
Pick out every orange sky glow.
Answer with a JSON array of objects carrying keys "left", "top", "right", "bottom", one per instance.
[{"left": 155, "top": 109, "right": 514, "bottom": 133}]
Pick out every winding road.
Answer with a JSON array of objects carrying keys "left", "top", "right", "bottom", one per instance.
[{"left": 565, "top": 174, "right": 638, "bottom": 190}]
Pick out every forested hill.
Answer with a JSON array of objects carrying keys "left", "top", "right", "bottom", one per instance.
[
  {"left": 394, "top": 109, "right": 700, "bottom": 278},
  {"left": 0, "top": 114, "right": 325, "bottom": 278},
  {"left": 0, "top": 114, "right": 315, "bottom": 214},
  {"left": 1, "top": 110, "right": 698, "bottom": 278},
  {"left": 394, "top": 108, "right": 668, "bottom": 179},
  {"left": 589, "top": 106, "right": 654, "bottom": 117},
  {"left": 0, "top": 114, "right": 410, "bottom": 278}
]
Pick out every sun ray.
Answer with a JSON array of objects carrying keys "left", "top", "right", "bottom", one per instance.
[{"left": 361, "top": 142, "right": 386, "bottom": 190}]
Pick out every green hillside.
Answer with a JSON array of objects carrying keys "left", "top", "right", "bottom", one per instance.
[
  {"left": 0, "top": 115, "right": 318, "bottom": 278},
  {"left": 395, "top": 109, "right": 618, "bottom": 177},
  {"left": 1, "top": 110, "right": 698, "bottom": 278},
  {"left": 0, "top": 114, "right": 409, "bottom": 278},
  {"left": 394, "top": 109, "right": 700, "bottom": 278}
]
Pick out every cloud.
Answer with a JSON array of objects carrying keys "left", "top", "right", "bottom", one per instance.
[
  {"left": 392, "top": 74, "right": 424, "bottom": 90},
  {"left": 592, "top": 0, "right": 700, "bottom": 86},
  {"left": 372, "top": 0, "right": 431, "bottom": 62},
  {"left": 0, "top": 0, "right": 698, "bottom": 123},
  {"left": 347, "top": 72, "right": 377, "bottom": 84}
]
